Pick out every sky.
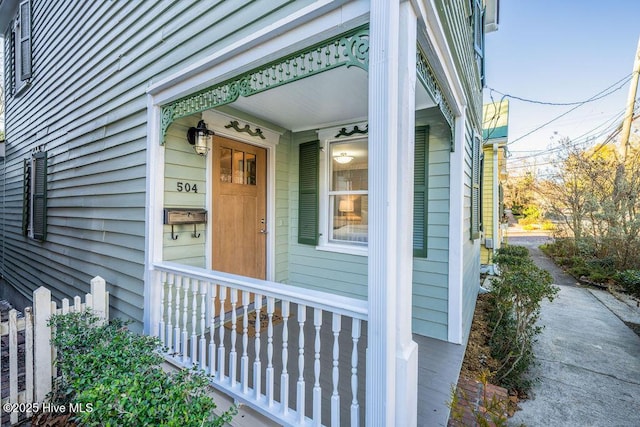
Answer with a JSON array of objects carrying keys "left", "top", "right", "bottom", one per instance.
[{"left": 483, "top": 0, "right": 640, "bottom": 175}]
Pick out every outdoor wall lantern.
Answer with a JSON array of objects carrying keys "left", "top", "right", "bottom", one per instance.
[{"left": 187, "top": 120, "right": 214, "bottom": 156}]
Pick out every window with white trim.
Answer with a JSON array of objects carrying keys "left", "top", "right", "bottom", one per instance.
[{"left": 327, "top": 138, "right": 368, "bottom": 245}]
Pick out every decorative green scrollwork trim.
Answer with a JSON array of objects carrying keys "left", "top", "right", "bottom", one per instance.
[
  {"left": 224, "top": 120, "right": 266, "bottom": 139},
  {"left": 160, "top": 25, "right": 369, "bottom": 143},
  {"left": 335, "top": 124, "right": 368, "bottom": 138},
  {"left": 416, "top": 45, "right": 455, "bottom": 146}
]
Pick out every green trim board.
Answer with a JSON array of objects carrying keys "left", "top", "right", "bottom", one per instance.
[{"left": 160, "top": 25, "right": 370, "bottom": 143}]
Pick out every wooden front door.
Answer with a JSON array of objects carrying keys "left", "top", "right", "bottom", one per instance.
[{"left": 212, "top": 136, "right": 267, "bottom": 280}]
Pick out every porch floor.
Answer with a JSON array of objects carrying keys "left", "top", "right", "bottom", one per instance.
[{"left": 414, "top": 333, "right": 466, "bottom": 427}]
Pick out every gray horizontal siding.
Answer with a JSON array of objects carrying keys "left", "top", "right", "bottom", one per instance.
[{"left": 1, "top": 0, "right": 315, "bottom": 332}]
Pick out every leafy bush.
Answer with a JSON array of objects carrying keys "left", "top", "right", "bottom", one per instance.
[
  {"left": 518, "top": 217, "right": 538, "bottom": 226},
  {"left": 615, "top": 270, "right": 640, "bottom": 297},
  {"left": 496, "top": 245, "right": 529, "bottom": 258},
  {"left": 493, "top": 245, "right": 530, "bottom": 267},
  {"left": 49, "top": 311, "right": 235, "bottom": 426},
  {"left": 541, "top": 221, "right": 556, "bottom": 231},
  {"left": 489, "top": 249, "right": 559, "bottom": 392},
  {"left": 522, "top": 205, "right": 542, "bottom": 221}
]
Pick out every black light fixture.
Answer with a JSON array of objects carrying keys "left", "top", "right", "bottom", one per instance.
[{"left": 187, "top": 120, "right": 214, "bottom": 156}]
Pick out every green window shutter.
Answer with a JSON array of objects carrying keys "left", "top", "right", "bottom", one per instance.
[
  {"left": 298, "top": 140, "right": 319, "bottom": 245},
  {"left": 498, "top": 183, "right": 504, "bottom": 221},
  {"left": 22, "top": 158, "right": 31, "bottom": 236},
  {"left": 471, "top": 135, "right": 481, "bottom": 240},
  {"left": 413, "top": 126, "right": 429, "bottom": 257},
  {"left": 19, "top": 0, "right": 32, "bottom": 80},
  {"left": 32, "top": 152, "right": 47, "bottom": 241}
]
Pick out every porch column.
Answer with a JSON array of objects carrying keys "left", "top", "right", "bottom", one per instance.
[
  {"left": 448, "top": 108, "right": 467, "bottom": 344},
  {"left": 143, "top": 104, "right": 165, "bottom": 336},
  {"left": 367, "top": 1, "right": 419, "bottom": 426}
]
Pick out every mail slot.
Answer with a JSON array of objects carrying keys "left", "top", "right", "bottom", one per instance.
[{"left": 163, "top": 208, "right": 207, "bottom": 225}]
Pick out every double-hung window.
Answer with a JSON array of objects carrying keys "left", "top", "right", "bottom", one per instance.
[{"left": 328, "top": 138, "right": 368, "bottom": 245}]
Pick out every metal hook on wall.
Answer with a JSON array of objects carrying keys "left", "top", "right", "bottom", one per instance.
[
  {"left": 170, "top": 225, "right": 179, "bottom": 240},
  {"left": 192, "top": 224, "right": 201, "bottom": 238}
]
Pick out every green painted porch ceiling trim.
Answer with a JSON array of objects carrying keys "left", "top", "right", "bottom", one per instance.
[
  {"left": 159, "top": 26, "right": 456, "bottom": 145},
  {"left": 160, "top": 25, "right": 370, "bottom": 142}
]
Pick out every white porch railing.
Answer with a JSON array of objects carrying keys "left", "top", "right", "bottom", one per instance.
[
  {"left": 148, "top": 262, "right": 368, "bottom": 427},
  {"left": 0, "top": 277, "right": 109, "bottom": 426}
]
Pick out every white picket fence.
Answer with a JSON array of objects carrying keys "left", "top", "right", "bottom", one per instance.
[{"left": 0, "top": 276, "right": 109, "bottom": 426}]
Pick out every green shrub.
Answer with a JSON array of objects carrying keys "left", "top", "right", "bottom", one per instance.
[
  {"left": 522, "top": 205, "right": 542, "bottom": 221},
  {"left": 615, "top": 270, "right": 640, "bottom": 296},
  {"left": 493, "top": 245, "right": 530, "bottom": 268},
  {"left": 518, "top": 217, "right": 537, "bottom": 226},
  {"left": 490, "top": 249, "right": 559, "bottom": 392},
  {"left": 496, "top": 245, "right": 529, "bottom": 258},
  {"left": 541, "top": 221, "right": 556, "bottom": 231},
  {"left": 49, "top": 311, "right": 235, "bottom": 426}
]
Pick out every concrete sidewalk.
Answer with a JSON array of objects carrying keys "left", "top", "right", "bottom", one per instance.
[{"left": 507, "top": 236, "right": 640, "bottom": 427}]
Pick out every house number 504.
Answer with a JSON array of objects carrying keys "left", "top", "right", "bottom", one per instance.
[{"left": 177, "top": 182, "right": 198, "bottom": 193}]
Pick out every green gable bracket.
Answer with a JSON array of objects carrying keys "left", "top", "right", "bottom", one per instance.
[
  {"left": 160, "top": 25, "right": 370, "bottom": 143},
  {"left": 416, "top": 46, "right": 455, "bottom": 149}
]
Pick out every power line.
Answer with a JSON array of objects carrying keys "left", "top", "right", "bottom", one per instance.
[
  {"left": 486, "top": 73, "right": 632, "bottom": 106},
  {"left": 507, "top": 104, "right": 633, "bottom": 159},
  {"left": 505, "top": 76, "right": 632, "bottom": 146}
]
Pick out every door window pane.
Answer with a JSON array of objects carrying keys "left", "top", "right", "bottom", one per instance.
[
  {"left": 245, "top": 153, "right": 256, "bottom": 185},
  {"left": 220, "top": 147, "right": 232, "bottom": 183},
  {"left": 233, "top": 150, "right": 245, "bottom": 184},
  {"left": 220, "top": 147, "right": 258, "bottom": 186}
]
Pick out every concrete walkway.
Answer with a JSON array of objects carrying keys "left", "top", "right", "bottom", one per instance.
[{"left": 507, "top": 236, "right": 640, "bottom": 427}]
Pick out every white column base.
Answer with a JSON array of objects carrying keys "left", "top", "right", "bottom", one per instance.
[{"left": 395, "top": 340, "right": 419, "bottom": 427}]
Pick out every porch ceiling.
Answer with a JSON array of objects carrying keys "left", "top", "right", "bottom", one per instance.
[{"left": 227, "top": 67, "right": 436, "bottom": 132}]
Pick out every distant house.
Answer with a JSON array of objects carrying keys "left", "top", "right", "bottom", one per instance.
[
  {"left": 481, "top": 100, "right": 509, "bottom": 269},
  {"left": 1, "top": 0, "right": 498, "bottom": 424}
]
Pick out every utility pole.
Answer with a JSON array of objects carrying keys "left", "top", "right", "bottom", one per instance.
[{"left": 620, "top": 36, "right": 640, "bottom": 159}]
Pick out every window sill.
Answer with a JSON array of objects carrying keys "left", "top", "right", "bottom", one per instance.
[
  {"left": 315, "top": 242, "right": 367, "bottom": 257},
  {"left": 14, "top": 80, "right": 31, "bottom": 97}
]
